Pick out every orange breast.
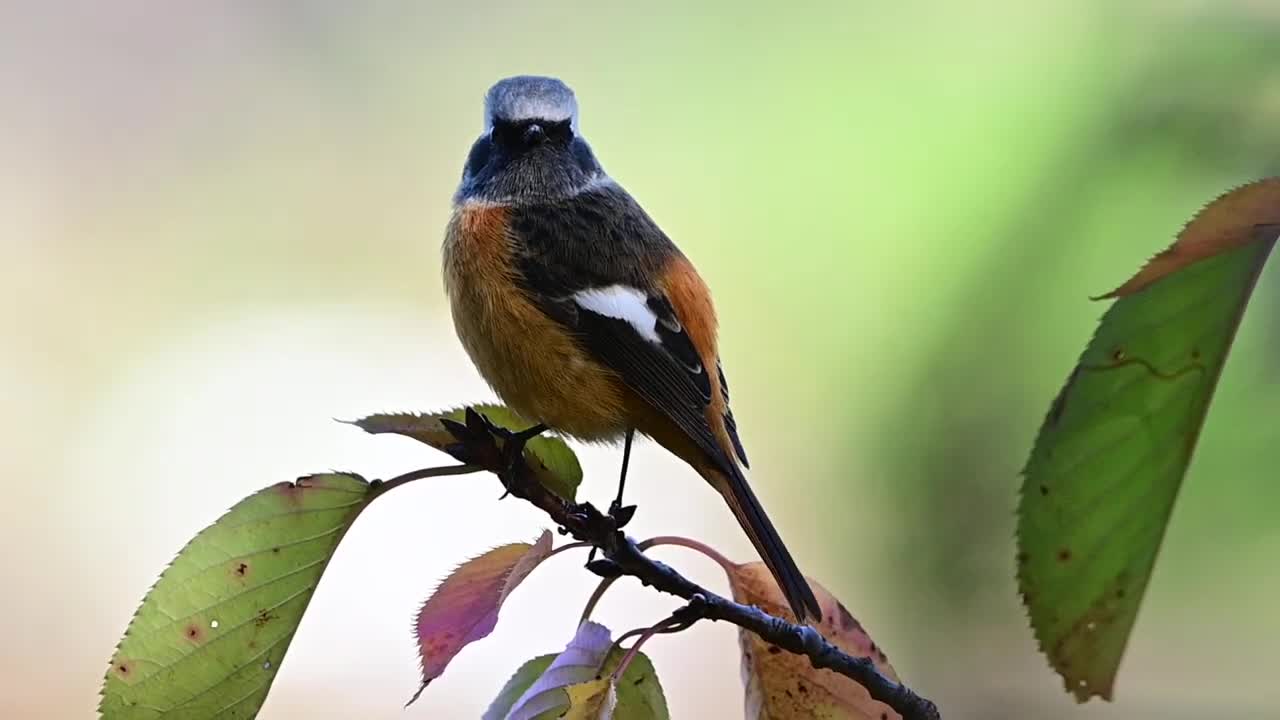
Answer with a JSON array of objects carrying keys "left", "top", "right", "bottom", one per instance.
[{"left": 442, "top": 202, "right": 629, "bottom": 440}]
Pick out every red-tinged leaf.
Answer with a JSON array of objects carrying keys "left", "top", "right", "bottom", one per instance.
[
  {"left": 408, "top": 530, "right": 555, "bottom": 704},
  {"left": 1099, "top": 178, "right": 1280, "bottom": 298}
]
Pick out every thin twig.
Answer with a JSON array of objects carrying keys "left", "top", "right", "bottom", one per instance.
[{"left": 610, "top": 607, "right": 699, "bottom": 681}]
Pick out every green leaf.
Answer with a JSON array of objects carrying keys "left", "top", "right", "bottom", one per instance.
[
  {"left": 601, "top": 651, "right": 668, "bottom": 720},
  {"left": 351, "top": 404, "right": 582, "bottom": 501},
  {"left": 505, "top": 621, "right": 613, "bottom": 720},
  {"left": 485, "top": 655, "right": 555, "bottom": 720},
  {"left": 484, "top": 623, "right": 669, "bottom": 720},
  {"left": 409, "top": 531, "right": 555, "bottom": 705},
  {"left": 1018, "top": 179, "right": 1280, "bottom": 701},
  {"left": 100, "top": 473, "right": 374, "bottom": 719}
]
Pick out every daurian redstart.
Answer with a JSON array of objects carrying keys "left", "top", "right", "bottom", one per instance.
[{"left": 442, "top": 76, "right": 820, "bottom": 622}]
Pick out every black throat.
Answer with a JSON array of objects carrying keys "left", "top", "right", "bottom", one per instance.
[{"left": 455, "top": 118, "right": 605, "bottom": 205}]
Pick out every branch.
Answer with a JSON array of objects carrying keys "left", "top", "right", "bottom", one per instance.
[
  {"left": 398, "top": 408, "right": 941, "bottom": 720},
  {"left": 524, "top": 489, "right": 939, "bottom": 720}
]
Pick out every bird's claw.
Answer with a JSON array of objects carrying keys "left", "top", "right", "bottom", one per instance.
[
  {"left": 607, "top": 501, "right": 637, "bottom": 528},
  {"left": 497, "top": 421, "right": 546, "bottom": 488},
  {"left": 443, "top": 408, "right": 547, "bottom": 492},
  {"left": 466, "top": 407, "right": 512, "bottom": 441},
  {"left": 585, "top": 557, "right": 623, "bottom": 578}
]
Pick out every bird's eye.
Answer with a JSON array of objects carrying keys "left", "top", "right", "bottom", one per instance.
[
  {"left": 491, "top": 120, "right": 523, "bottom": 148},
  {"left": 543, "top": 120, "right": 573, "bottom": 145},
  {"left": 491, "top": 119, "right": 572, "bottom": 151}
]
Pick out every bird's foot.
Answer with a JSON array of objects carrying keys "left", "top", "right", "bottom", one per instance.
[
  {"left": 584, "top": 555, "right": 623, "bottom": 578},
  {"left": 440, "top": 408, "right": 546, "bottom": 496},
  {"left": 496, "top": 420, "right": 547, "bottom": 496},
  {"left": 607, "top": 499, "right": 637, "bottom": 528},
  {"left": 439, "top": 408, "right": 498, "bottom": 466}
]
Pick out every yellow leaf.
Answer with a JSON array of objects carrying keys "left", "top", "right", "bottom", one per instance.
[{"left": 559, "top": 677, "right": 617, "bottom": 719}]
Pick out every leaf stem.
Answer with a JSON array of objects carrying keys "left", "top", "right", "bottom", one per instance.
[
  {"left": 578, "top": 576, "right": 618, "bottom": 625},
  {"left": 610, "top": 612, "right": 694, "bottom": 681},
  {"left": 637, "top": 535, "right": 736, "bottom": 573},
  {"left": 371, "top": 464, "right": 480, "bottom": 498},
  {"left": 547, "top": 541, "right": 591, "bottom": 559}
]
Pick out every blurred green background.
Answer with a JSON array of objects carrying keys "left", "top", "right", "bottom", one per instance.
[{"left": 4, "top": 1, "right": 1279, "bottom": 718}]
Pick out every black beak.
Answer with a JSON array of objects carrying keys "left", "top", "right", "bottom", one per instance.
[{"left": 522, "top": 123, "right": 546, "bottom": 146}]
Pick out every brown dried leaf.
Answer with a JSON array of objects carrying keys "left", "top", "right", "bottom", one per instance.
[{"left": 729, "top": 562, "right": 900, "bottom": 720}]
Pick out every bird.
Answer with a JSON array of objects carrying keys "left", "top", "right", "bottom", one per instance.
[{"left": 441, "top": 75, "right": 821, "bottom": 623}]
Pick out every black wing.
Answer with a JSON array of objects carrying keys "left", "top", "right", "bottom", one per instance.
[
  {"left": 718, "top": 361, "right": 749, "bottom": 468},
  {"left": 510, "top": 183, "right": 740, "bottom": 470}
]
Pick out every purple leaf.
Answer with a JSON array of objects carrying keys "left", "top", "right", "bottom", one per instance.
[{"left": 408, "top": 530, "right": 555, "bottom": 705}]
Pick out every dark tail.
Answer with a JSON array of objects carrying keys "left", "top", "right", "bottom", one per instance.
[{"left": 714, "top": 463, "right": 821, "bottom": 623}]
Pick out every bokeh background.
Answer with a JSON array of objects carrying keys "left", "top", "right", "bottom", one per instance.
[{"left": 4, "top": 1, "right": 1279, "bottom": 718}]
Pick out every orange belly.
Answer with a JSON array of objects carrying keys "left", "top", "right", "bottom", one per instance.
[{"left": 442, "top": 202, "right": 628, "bottom": 440}]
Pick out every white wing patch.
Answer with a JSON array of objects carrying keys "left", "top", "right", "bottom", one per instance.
[{"left": 573, "top": 285, "right": 660, "bottom": 343}]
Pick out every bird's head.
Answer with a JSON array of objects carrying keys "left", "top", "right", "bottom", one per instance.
[{"left": 456, "top": 76, "right": 605, "bottom": 204}]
